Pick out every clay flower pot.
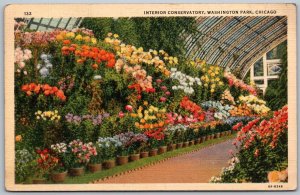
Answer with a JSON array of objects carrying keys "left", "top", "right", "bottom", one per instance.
[
  {"left": 129, "top": 153, "right": 140, "bottom": 162},
  {"left": 172, "top": 143, "right": 177, "bottom": 150},
  {"left": 216, "top": 132, "right": 221, "bottom": 138},
  {"left": 149, "top": 148, "right": 158, "bottom": 156},
  {"left": 116, "top": 156, "right": 129, "bottom": 165},
  {"left": 183, "top": 141, "right": 189, "bottom": 148},
  {"left": 88, "top": 163, "right": 102, "bottom": 173},
  {"left": 167, "top": 144, "right": 174, "bottom": 151},
  {"left": 51, "top": 171, "right": 67, "bottom": 183},
  {"left": 206, "top": 135, "right": 211, "bottom": 141},
  {"left": 201, "top": 136, "right": 206, "bottom": 143},
  {"left": 103, "top": 159, "right": 116, "bottom": 169},
  {"left": 197, "top": 138, "right": 202, "bottom": 144},
  {"left": 158, "top": 146, "right": 167, "bottom": 154},
  {"left": 194, "top": 138, "right": 200, "bottom": 145},
  {"left": 140, "top": 151, "right": 149, "bottom": 158},
  {"left": 176, "top": 142, "right": 183, "bottom": 149},
  {"left": 69, "top": 167, "right": 84, "bottom": 176},
  {"left": 221, "top": 132, "right": 225, "bottom": 137},
  {"left": 189, "top": 140, "right": 195, "bottom": 146},
  {"left": 32, "top": 178, "right": 47, "bottom": 184}
]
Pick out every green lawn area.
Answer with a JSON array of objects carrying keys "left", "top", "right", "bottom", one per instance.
[{"left": 63, "top": 134, "right": 236, "bottom": 184}]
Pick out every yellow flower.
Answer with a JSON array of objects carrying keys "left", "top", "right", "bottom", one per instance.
[
  {"left": 75, "top": 34, "right": 83, "bottom": 41},
  {"left": 211, "top": 89, "right": 215, "bottom": 93},
  {"left": 113, "top": 34, "right": 119, "bottom": 38},
  {"left": 107, "top": 32, "right": 113, "bottom": 37},
  {"left": 143, "top": 101, "right": 148, "bottom": 106},
  {"left": 37, "top": 110, "right": 42, "bottom": 114},
  {"left": 66, "top": 32, "right": 75, "bottom": 38},
  {"left": 138, "top": 113, "right": 143, "bottom": 118},
  {"left": 211, "top": 73, "right": 215, "bottom": 77},
  {"left": 91, "top": 38, "right": 97, "bottom": 44}
]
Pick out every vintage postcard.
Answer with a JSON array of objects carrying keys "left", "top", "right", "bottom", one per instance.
[{"left": 4, "top": 4, "right": 297, "bottom": 191}]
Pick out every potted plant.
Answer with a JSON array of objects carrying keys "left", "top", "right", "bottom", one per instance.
[
  {"left": 86, "top": 142, "right": 102, "bottom": 173},
  {"left": 128, "top": 133, "right": 148, "bottom": 161},
  {"left": 97, "top": 137, "right": 121, "bottom": 169},
  {"left": 114, "top": 132, "right": 131, "bottom": 165},
  {"left": 50, "top": 143, "right": 68, "bottom": 183},
  {"left": 140, "top": 141, "right": 149, "bottom": 158},
  {"left": 67, "top": 139, "right": 91, "bottom": 176},
  {"left": 148, "top": 138, "right": 159, "bottom": 156},
  {"left": 32, "top": 148, "right": 58, "bottom": 184}
]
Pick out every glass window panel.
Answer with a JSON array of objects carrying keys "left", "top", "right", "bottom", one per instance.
[
  {"left": 253, "top": 58, "right": 263, "bottom": 76},
  {"left": 254, "top": 80, "right": 264, "bottom": 85},
  {"left": 49, "top": 18, "right": 61, "bottom": 27},
  {"left": 267, "top": 63, "right": 282, "bottom": 75},
  {"left": 29, "top": 24, "right": 38, "bottom": 30}
]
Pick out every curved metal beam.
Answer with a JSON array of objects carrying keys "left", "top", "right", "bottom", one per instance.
[
  {"left": 240, "top": 35, "right": 287, "bottom": 78},
  {"left": 185, "top": 17, "right": 228, "bottom": 57},
  {"left": 228, "top": 17, "right": 287, "bottom": 70},
  {"left": 190, "top": 17, "right": 234, "bottom": 58},
  {"left": 216, "top": 16, "right": 274, "bottom": 66},
  {"left": 203, "top": 17, "right": 255, "bottom": 62},
  {"left": 233, "top": 27, "right": 287, "bottom": 71}
]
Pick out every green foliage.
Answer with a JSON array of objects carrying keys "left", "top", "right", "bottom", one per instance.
[
  {"left": 80, "top": 17, "right": 197, "bottom": 58},
  {"left": 265, "top": 41, "right": 287, "bottom": 110}
]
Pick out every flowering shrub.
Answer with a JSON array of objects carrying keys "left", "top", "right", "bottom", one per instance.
[
  {"left": 21, "top": 83, "right": 66, "bottom": 101},
  {"left": 199, "top": 62, "right": 224, "bottom": 94},
  {"left": 238, "top": 95, "right": 270, "bottom": 115},
  {"left": 67, "top": 140, "right": 96, "bottom": 168},
  {"left": 35, "top": 110, "right": 61, "bottom": 121},
  {"left": 201, "top": 101, "right": 232, "bottom": 120},
  {"left": 15, "top": 149, "right": 35, "bottom": 183},
  {"left": 212, "top": 106, "right": 288, "bottom": 183},
  {"left": 65, "top": 113, "right": 110, "bottom": 125},
  {"left": 132, "top": 105, "right": 167, "bottom": 130},
  {"left": 34, "top": 148, "right": 59, "bottom": 178},
  {"left": 14, "top": 47, "right": 32, "bottom": 75},
  {"left": 97, "top": 137, "right": 122, "bottom": 161},
  {"left": 224, "top": 71, "right": 257, "bottom": 96},
  {"left": 170, "top": 68, "right": 201, "bottom": 94}
]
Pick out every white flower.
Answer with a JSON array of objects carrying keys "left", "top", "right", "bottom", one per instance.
[
  {"left": 94, "top": 75, "right": 102, "bottom": 80},
  {"left": 172, "top": 86, "right": 178, "bottom": 90}
]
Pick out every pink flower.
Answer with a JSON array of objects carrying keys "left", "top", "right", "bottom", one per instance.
[
  {"left": 160, "top": 86, "right": 167, "bottom": 91},
  {"left": 159, "top": 97, "right": 167, "bottom": 102},
  {"left": 165, "top": 91, "right": 171, "bottom": 96},
  {"left": 118, "top": 111, "right": 125, "bottom": 118},
  {"left": 125, "top": 105, "right": 133, "bottom": 112},
  {"left": 156, "top": 79, "right": 162, "bottom": 84}
]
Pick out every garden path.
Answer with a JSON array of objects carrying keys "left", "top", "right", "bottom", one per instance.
[{"left": 96, "top": 139, "right": 236, "bottom": 183}]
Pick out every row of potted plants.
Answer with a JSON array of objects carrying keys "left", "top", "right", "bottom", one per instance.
[{"left": 30, "top": 127, "right": 233, "bottom": 184}]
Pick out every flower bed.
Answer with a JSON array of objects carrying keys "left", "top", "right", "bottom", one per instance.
[{"left": 14, "top": 22, "right": 284, "bottom": 184}]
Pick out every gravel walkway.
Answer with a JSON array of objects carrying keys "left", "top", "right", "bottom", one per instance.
[{"left": 96, "top": 139, "right": 236, "bottom": 183}]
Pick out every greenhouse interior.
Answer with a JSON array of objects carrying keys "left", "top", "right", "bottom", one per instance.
[{"left": 14, "top": 17, "right": 288, "bottom": 184}]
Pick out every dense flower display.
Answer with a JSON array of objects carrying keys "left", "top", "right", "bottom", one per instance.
[
  {"left": 14, "top": 24, "right": 285, "bottom": 184},
  {"left": 21, "top": 83, "right": 66, "bottom": 101},
  {"left": 224, "top": 71, "right": 257, "bottom": 95}
]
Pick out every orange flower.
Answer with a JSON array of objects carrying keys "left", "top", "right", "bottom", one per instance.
[
  {"left": 15, "top": 135, "right": 22, "bottom": 142},
  {"left": 63, "top": 39, "right": 71, "bottom": 45},
  {"left": 268, "top": 171, "right": 281, "bottom": 183},
  {"left": 140, "top": 119, "right": 146, "bottom": 124},
  {"left": 158, "top": 121, "right": 164, "bottom": 127}
]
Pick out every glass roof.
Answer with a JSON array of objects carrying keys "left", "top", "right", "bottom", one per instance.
[{"left": 185, "top": 16, "right": 287, "bottom": 77}]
